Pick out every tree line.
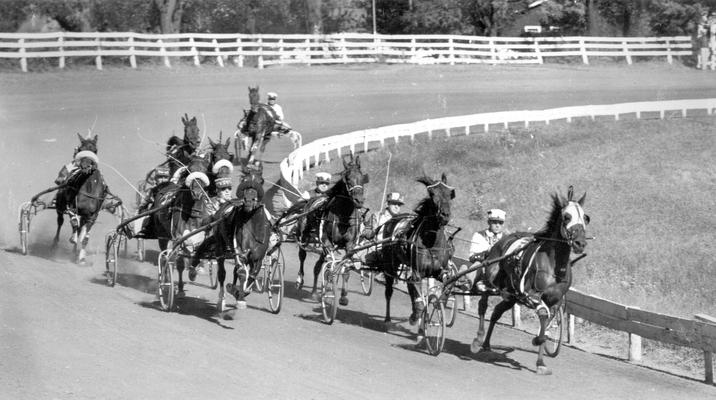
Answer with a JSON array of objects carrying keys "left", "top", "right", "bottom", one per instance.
[{"left": 2, "top": 0, "right": 714, "bottom": 37}]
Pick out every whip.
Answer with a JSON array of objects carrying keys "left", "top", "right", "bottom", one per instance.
[{"left": 379, "top": 152, "right": 392, "bottom": 212}]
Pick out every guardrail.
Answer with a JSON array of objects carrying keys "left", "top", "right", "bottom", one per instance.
[
  {"left": 277, "top": 98, "right": 716, "bottom": 383},
  {"left": 0, "top": 32, "right": 693, "bottom": 72}
]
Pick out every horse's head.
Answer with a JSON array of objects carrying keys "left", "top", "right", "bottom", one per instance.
[
  {"left": 75, "top": 133, "right": 98, "bottom": 155},
  {"left": 417, "top": 173, "right": 455, "bottom": 227},
  {"left": 188, "top": 151, "right": 211, "bottom": 175},
  {"left": 241, "top": 161, "right": 264, "bottom": 185},
  {"left": 209, "top": 134, "right": 234, "bottom": 176},
  {"left": 181, "top": 114, "right": 201, "bottom": 151},
  {"left": 248, "top": 86, "right": 260, "bottom": 109},
  {"left": 341, "top": 154, "right": 369, "bottom": 207},
  {"left": 558, "top": 186, "right": 590, "bottom": 254}
]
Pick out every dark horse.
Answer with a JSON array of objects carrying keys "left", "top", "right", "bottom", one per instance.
[
  {"left": 471, "top": 186, "right": 589, "bottom": 375},
  {"left": 53, "top": 149, "right": 117, "bottom": 264},
  {"left": 282, "top": 154, "right": 369, "bottom": 304},
  {"left": 213, "top": 174, "right": 273, "bottom": 311},
  {"left": 374, "top": 173, "right": 455, "bottom": 327},
  {"left": 207, "top": 133, "right": 234, "bottom": 196},
  {"left": 237, "top": 86, "right": 276, "bottom": 163},
  {"left": 166, "top": 114, "right": 202, "bottom": 177}
]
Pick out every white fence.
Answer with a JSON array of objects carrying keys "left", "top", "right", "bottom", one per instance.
[
  {"left": 0, "top": 32, "right": 694, "bottom": 72},
  {"left": 277, "top": 98, "right": 716, "bottom": 383}
]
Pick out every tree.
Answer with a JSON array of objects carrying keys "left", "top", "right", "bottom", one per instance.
[
  {"left": 154, "top": 0, "right": 185, "bottom": 33},
  {"left": 402, "top": 0, "right": 469, "bottom": 34},
  {"left": 459, "top": 0, "right": 516, "bottom": 36}
]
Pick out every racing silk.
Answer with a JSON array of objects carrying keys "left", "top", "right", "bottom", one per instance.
[
  {"left": 269, "top": 103, "right": 284, "bottom": 121},
  {"left": 470, "top": 229, "right": 506, "bottom": 256}
]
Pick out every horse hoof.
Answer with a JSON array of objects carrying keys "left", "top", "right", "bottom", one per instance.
[
  {"left": 176, "top": 290, "right": 185, "bottom": 298},
  {"left": 311, "top": 292, "right": 321, "bottom": 302},
  {"left": 470, "top": 338, "right": 483, "bottom": 354},
  {"left": 236, "top": 300, "right": 247, "bottom": 310},
  {"left": 532, "top": 335, "right": 546, "bottom": 346},
  {"left": 69, "top": 235, "right": 77, "bottom": 244},
  {"left": 416, "top": 334, "right": 425, "bottom": 345},
  {"left": 339, "top": 296, "right": 349, "bottom": 306},
  {"left": 188, "top": 268, "right": 197, "bottom": 282},
  {"left": 536, "top": 366, "right": 552, "bottom": 375}
]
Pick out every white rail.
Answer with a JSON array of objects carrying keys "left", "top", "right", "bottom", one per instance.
[
  {"left": 278, "top": 98, "right": 716, "bottom": 383},
  {"left": 0, "top": 32, "right": 693, "bottom": 72}
]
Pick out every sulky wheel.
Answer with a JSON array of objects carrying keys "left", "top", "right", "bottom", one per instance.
[
  {"left": 544, "top": 301, "right": 566, "bottom": 358},
  {"left": 19, "top": 206, "right": 30, "bottom": 256},
  {"left": 266, "top": 247, "right": 284, "bottom": 314},
  {"left": 104, "top": 232, "right": 119, "bottom": 287},
  {"left": 320, "top": 261, "right": 339, "bottom": 324},
  {"left": 443, "top": 261, "right": 459, "bottom": 328},
  {"left": 421, "top": 293, "right": 446, "bottom": 356},
  {"left": 358, "top": 268, "right": 374, "bottom": 296},
  {"left": 157, "top": 250, "right": 175, "bottom": 312}
]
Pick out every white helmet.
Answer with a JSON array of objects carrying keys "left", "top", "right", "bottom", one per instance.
[
  {"left": 486, "top": 209, "right": 506, "bottom": 222},
  {"left": 267, "top": 92, "right": 278, "bottom": 100}
]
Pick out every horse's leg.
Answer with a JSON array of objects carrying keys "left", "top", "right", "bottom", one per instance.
[
  {"left": 407, "top": 281, "right": 422, "bottom": 326},
  {"left": 175, "top": 256, "right": 186, "bottom": 297},
  {"left": 216, "top": 257, "right": 226, "bottom": 312},
  {"left": 52, "top": 212, "right": 64, "bottom": 250},
  {"left": 384, "top": 274, "right": 395, "bottom": 324},
  {"left": 297, "top": 247, "right": 307, "bottom": 289},
  {"left": 474, "top": 294, "right": 490, "bottom": 346},
  {"left": 76, "top": 223, "right": 88, "bottom": 264},
  {"left": 311, "top": 253, "right": 324, "bottom": 301},
  {"left": 472, "top": 298, "right": 516, "bottom": 353},
  {"left": 233, "top": 259, "right": 247, "bottom": 309}
]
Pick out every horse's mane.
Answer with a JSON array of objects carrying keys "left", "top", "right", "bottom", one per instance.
[
  {"left": 324, "top": 178, "right": 347, "bottom": 199},
  {"left": 413, "top": 197, "right": 435, "bottom": 217},
  {"left": 534, "top": 193, "right": 564, "bottom": 237}
]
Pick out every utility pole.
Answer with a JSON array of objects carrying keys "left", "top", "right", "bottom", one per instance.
[{"left": 372, "top": 0, "right": 377, "bottom": 35}]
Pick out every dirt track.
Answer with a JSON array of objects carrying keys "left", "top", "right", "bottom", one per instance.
[{"left": 1, "top": 64, "right": 716, "bottom": 399}]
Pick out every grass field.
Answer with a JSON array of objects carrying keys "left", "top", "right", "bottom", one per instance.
[{"left": 300, "top": 114, "right": 716, "bottom": 319}]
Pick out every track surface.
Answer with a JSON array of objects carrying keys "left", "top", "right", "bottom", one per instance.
[{"left": 2, "top": 64, "right": 716, "bottom": 399}]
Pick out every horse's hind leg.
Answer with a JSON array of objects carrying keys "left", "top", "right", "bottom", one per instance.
[
  {"left": 407, "top": 282, "right": 423, "bottom": 326},
  {"left": 384, "top": 274, "right": 395, "bottom": 324},
  {"left": 297, "top": 247, "right": 307, "bottom": 290},
  {"left": 77, "top": 224, "right": 89, "bottom": 264},
  {"left": 52, "top": 212, "right": 64, "bottom": 250},
  {"left": 473, "top": 298, "right": 516, "bottom": 353},
  {"left": 534, "top": 306, "right": 552, "bottom": 375},
  {"left": 311, "top": 254, "right": 324, "bottom": 301},
  {"left": 474, "top": 294, "right": 490, "bottom": 346},
  {"left": 175, "top": 257, "right": 186, "bottom": 297},
  {"left": 216, "top": 258, "right": 227, "bottom": 312}
]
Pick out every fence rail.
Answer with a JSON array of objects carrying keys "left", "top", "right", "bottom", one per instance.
[
  {"left": 0, "top": 32, "right": 693, "bottom": 71},
  {"left": 277, "top": 98, "right": 716, "bottom": 383}
]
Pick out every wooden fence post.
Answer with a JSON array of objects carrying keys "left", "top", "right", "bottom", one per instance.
[
  {"left": 58, "top": 35, "right": 65, "bottom": 69},
  {"left": 341, "top": 36, "right": 348, "bottom": 63},
  {"left": 489, "top": 39, "right": 496, "bottom": 64},
  {"left": 128, "top": 36, "right": 137, "bottom": 68},
  {"left": 580, "top": 38, "right": 589, "bottom": 64},
  {"left": 567, "top": 313, "right": 575, "bottom": 344},
  {"left": 19, "top": 38, "right": 27, "bottom": 72},
  {"left": 512, "top": 305, "right": 522, "bottom": 329},
  {"left": 448, "top": 37, "right": 455, "bottom": 65},
  {"left": 666, "top": 39, "right": 673, "bottom": 64},
  {"left": 629, "top": 307, "right": 643, "bottom": 362},
  {"left": 213, "top": 38, "right": 224, "bottom": 67},
  {"left": 534, "top": 39, "right": 543, "bottom": 64},
  {"left": 189, "top": 37, "right": 199, "bottom": 66},
  {"left": 95, "top": 37, "right": 103, "bottom": 70},
  {"left": 257, "top": 36, "right": 264, "bottom": 69},
  {"left": 622, "top": 41, "right": 632, "bottom": 65},
  {"left": 695, "top": 314, "right": 715, "bottom": 384},
  {"left": 158, "top": 39, "right": 171, "bottom": 68},
  {"left": 235, "top": 37, "right": 243, "bottom": 67}
]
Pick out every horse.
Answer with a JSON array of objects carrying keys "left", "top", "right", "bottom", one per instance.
[
  {"left": 53, "top": 151, "right": 119, "bottom": 263},
  {"left": 237, "top": 86, "right": 276, "bottom": 163},
  {"left": 372, "top": 173, "right": 455, "bottom": 327},
  {"left": 166, "top": 113, "right": 202, "bottom": 176},
  {"left": 471, "top": 186, "right": 589, "bottom": 375},
  {"left": 286, "top": 154, "right": 369, "bottom": 304},
  {"left": 207, "top": 133, "right": 234, "bottom": 196},
  {"left": 140, "top": 153, "right": 214, "bottom": 297},
  {"left": 213, "top": 170, "right": 273, "bottom": 311}
]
